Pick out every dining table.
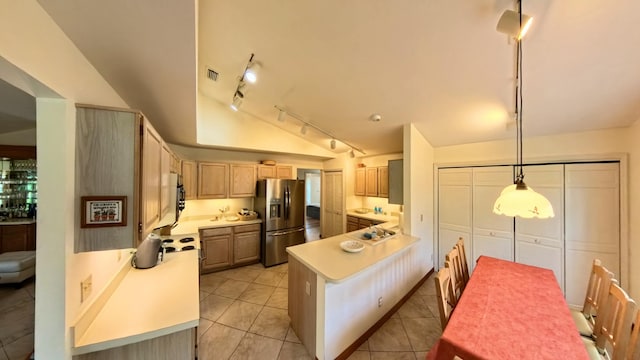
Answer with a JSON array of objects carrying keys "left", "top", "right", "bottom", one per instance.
[{"left": 427, "top": 256, "right": 589, "bottom": 360}]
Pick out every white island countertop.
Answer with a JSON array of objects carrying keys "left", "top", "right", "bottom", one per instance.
[
  {"left": 287, "top": 227, "right": 418, "bottom": 283},
  {"left": 72, "top": 250, "right": 200, "bottom": 355}
]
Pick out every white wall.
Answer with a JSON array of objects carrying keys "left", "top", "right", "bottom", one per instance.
[
  {"left": 0, "top": 2, "right": 129, "bottom": 358},
  {"left": 196, "top": 93, "right": 338, "bottom": 158},
  {"left": 627, "top": 121, "right": 640, "bottom": 301},
  {"left": 403, "top": 124, "right": 434, "bottom": 271}
]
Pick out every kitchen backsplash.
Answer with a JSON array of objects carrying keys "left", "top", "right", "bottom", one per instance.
[
  {"left": 182, "top": 198, "right": 254, "bottom": 219},
  {"left": 362, "top": 197, "right": 402, "bottom": 215}
]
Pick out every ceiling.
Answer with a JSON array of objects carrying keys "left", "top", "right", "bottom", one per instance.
[{"left": 33, "top": 0, "right": 640, "bottom": 156}]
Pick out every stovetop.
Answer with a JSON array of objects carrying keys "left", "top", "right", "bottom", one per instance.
[{"left": 159, "top": 235, "right": 199, "bottom": 253}]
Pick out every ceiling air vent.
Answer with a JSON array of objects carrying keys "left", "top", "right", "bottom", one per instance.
[{"left": 207, "top": 68, "right": 219, "bottom": 81}]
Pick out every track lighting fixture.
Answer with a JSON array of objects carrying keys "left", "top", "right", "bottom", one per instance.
[
  {"left": 497, "top": 9, "right": 532, "bottom": 40},
  {"left": 230, "top": 53, "right": 259, "bottom": 110},
  {"left": 273, "top": 105, "right": 365, "bottom": 155},
  {"left": 230, "top": 95, "right": 242, "bottom": 111},
  {"left": 349, "top": 149, "right": 355, "bottom": 158},
  {"left": 244, "top": 61, "right": 260, "bottom": 83},
  {"left": 278, "top": 109, "right": 287, "bottom": 122}
]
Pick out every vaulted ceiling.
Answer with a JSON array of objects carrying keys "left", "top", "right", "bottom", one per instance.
[{"left": 32, "top": 0, "right": 640, "bottom": 156}]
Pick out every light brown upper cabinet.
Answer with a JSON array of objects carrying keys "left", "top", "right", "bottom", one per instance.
[
  {"left": 230, "top": 164, "right": 257, "bottom": 198},
  {"left": 181, "top": 160, "right": 197, "bottom": 200},
  {"left": 258, "top": 165, "right": 293, "bottom": 179},
  {"left": 365, "top": 167, "right": 379, "bottom": 197},
  {"left": 355, "top": 168, "right": 366, "bottom": 196},
  {"left": 198, "top": 162, "right": 229, "bottom": 199},
  {"left": 355, "top": 166, "right": 389, "bottom": 198},
  {"left": 377, "top": 166, "right": 389, "bottom": 198},
  {"left": 76, "top": 105, "right": 175, "bottom": 251}
]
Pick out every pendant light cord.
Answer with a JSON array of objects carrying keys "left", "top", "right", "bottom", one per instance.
[{"left": 516, "top": 0, "right": 524, "bottom": 182}]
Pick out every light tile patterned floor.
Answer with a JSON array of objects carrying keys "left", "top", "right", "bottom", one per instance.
[
  {"left": 0, "top": 259, "right": 440, "bottom": 360},
  {"left": 199, "top": 263, "right": 441, "bottom": 360}
]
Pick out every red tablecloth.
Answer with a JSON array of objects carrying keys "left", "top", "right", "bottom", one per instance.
[{"left": 427, "top": 256, "right": 589, "bottom": 360}]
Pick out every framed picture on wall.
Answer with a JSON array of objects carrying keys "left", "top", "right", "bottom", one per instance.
[{"left": 81, "top": 196, "right": 127, "bottom": 228}]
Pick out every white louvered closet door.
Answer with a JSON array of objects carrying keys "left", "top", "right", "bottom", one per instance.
[
  {"left": 438, "top": 168, "right": 472, "bottom": 270},
  {"left": 564, "top": 163, "right": 620, "bottom": 307},
  {"left": 515, "top": 164, "right": 565, "bottom": 292}
]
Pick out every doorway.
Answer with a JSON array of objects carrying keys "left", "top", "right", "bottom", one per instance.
[{"left": 298, "top": 168, "right": 321, "bottom": 241}]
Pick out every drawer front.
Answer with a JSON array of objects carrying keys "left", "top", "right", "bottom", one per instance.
[
  {"left": 234, "top": 223, "right": 261, "bottom": 234},
  {"left": 200, "top": 227, "right": 232, "bottom": 237}
]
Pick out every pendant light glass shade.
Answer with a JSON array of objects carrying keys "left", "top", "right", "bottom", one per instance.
[{"left": 493, "top": 180, "right": 554, "bottom": 219}]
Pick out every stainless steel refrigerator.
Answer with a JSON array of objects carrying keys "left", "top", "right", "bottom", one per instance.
[{"left": 255, "top": 179, "right": 305, "bottom": 267}]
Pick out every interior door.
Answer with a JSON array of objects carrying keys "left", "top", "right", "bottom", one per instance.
[
  {"left": 438, "top": 168, "right": 472, "bottom": 270},
  {"left": 322, "top": 170, "right": 344, "bottom": 238}
]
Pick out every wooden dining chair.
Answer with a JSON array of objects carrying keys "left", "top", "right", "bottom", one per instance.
[
  {"left": 455, "top": 237, "right": 470, "bottom": 285},
  {"left": 626, "top": 310, "right": 639, "bottom": 360},
  {"left": 434, "top": 266, "right": 456, "bottom": 330},
  {"left": 445, "top": 247, "right": 465, "bottom": 303},
  {"left": 571, "top": 258, "right": 615, "bottom": 339},
  {"left": 583, "top": 282, "right": 636, "bottom": 360}
]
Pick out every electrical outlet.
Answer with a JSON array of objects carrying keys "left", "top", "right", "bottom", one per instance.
[
  {"left": 378, "top": 297, "right": 383, "bottom": 308},
  {"left": 80, "top": 274, "right": 92, "bottom": 303},
  {"left": 305, "top": 281, "right": 310, "bottom": 295}
]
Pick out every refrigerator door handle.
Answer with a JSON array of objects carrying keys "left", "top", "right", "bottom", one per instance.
[
  {"left": 284, "top": 186, "right": 290, "bottom": 220},
  {"left": 271, "top": 227, "right": 305, "bottom": 237}
]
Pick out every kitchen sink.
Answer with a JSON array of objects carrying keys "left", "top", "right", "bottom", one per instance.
[{"left": 347, "top": 227, "right": 397, "bottom": 246}]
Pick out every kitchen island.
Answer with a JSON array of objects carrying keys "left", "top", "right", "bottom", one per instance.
[{"left": 287, "top": 225, "right": 429, "bottom": 359}]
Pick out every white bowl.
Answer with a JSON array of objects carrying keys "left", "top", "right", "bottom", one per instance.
[{"left": 340, "top": 240, "right": 364, "bottom": 253}]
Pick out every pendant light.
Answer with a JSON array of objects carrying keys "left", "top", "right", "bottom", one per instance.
[{"left": 493, "top": 0, "right": 554, "bottom": 219}]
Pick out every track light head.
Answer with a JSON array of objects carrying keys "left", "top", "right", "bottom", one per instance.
[
  {"left": 497, "top": 9, "right": 533, "bottom": 40},
  {"left": 349, "top": 149, "right": 355, "bottom": 158},
  {"left": 230, "top": 96, "right": 242, "bottom": 111},
  {"left": 244, "top": 61, "right": 260, "bottom": 83},
  {"left": 277, "top": 110, "right": 286, "bottom": 122},
  {"left": 330, "top": 139, "right": 336, "bottom": 150},
  {"left": 300, "top": 124, "right": 308, "bottom": 135}
]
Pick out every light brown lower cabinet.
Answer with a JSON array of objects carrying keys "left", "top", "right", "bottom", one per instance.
[
  {"left": 346, "top": 215, "right": 383, "bottom": 232},
  {"left": 200, "top": 223, "right": 261, "bottom": 273},
  {"left": 72, "top": 327, "right": 196, "bottom": 360}
]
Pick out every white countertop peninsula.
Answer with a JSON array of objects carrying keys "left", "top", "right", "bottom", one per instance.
[{"left": 287, "top": 226, "right": 429, "bottom": 359}]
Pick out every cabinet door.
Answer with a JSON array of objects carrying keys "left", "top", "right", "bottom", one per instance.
[
  {"left": 354, "top": 168, "right": 366, "bottom": 196},
  {"left": 472, "top": 166, "right": 514, "bottom": 263},
  {"left": 181, "top": 160, "right": 197, "bottom": 200},
  {"left": 1, "top": 225, "right": 29, "bottom": 253},
  {"left": 346, "top": 216, "right": 359, "bottom": 232},
  {"left": 365, "top": 167, "right": 378, "bottom": 197},
  {"left": 438, "top": 168, "right": 473, "bottom": 270},
  {"left": 276, "top": 166, "right": 293, "bottom": 179},
  {"left": 141, "top": 119, "right": 163, "bottom": 238},
  {"left": 202, "top": 235, "right": 233, "bottom": 272},
  {"left": 234, "top": 231, "right": 260, "bottom": 264},
  {"left": 377, "top": 166, "right": 389, "bottom": 198},
  {"left": 230, "top": 164, "right": 257, "bottom": 198},
  {"left": 257, "top": 165, "right": 276, "bottom": 179},
  {"left": 565, "top": 163, "right": 620, "bottom": 307},
  {"left": 160, "top": 143, "right": 172, "bottom": 220},
  {"left": 515, "top": 164, "right": 565, "bottom": 290},
  {"left": 198, "top": 162, "right": 228, "bottom": 199}
]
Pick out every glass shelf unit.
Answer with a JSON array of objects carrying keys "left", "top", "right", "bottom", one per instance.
[{"left": 0, "top": 159, "right": 37, "bottom": 219}]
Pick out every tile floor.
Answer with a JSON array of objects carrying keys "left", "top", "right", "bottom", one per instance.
[
  {"left": 0, "top": 277, "right": 35, "bottom": 360},
  {"left": 198, "top": 263, "right": 441, "bottom": 360},
  {"left": 0, "top": 261, "right": 441, "bottom": 360}
]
